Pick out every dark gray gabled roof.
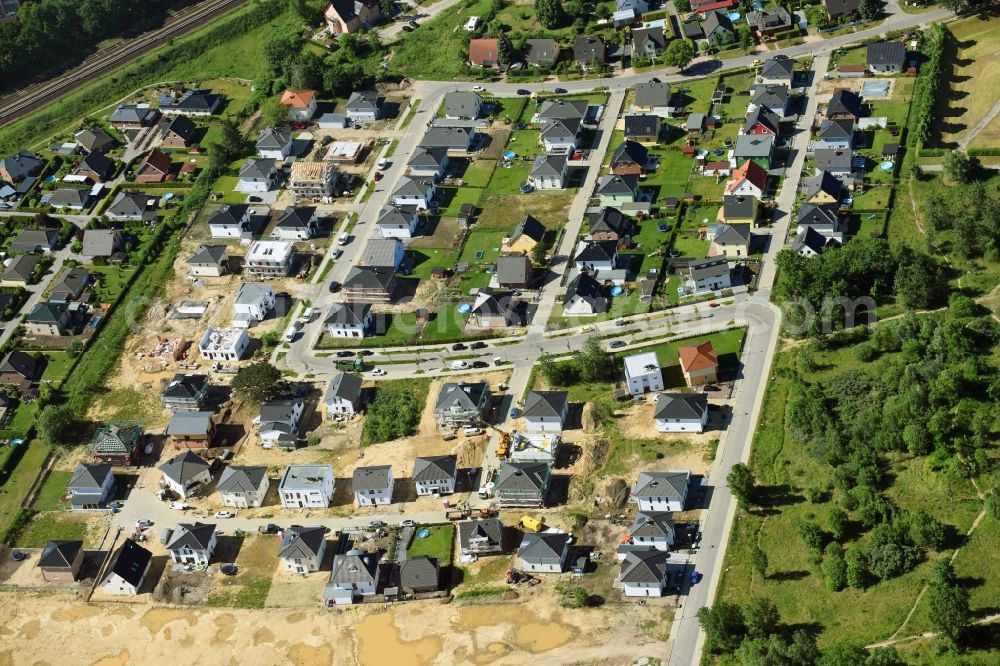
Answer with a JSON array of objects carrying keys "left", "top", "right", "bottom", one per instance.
[
  {"left": 792, "top": 227, "right": 831, "bottom": 255},
  {"left": 377, "top": 205, "right": 414, "bottom": 229},
  {"left": 723, "top": 194, "right": 755, "bottom": 220},
  {"left": 654, "top": 393, "right": 708, "bottom": 421},
  {"left": 108, "top": 191, "right": 155, "bottom": 218},
  {"left": 10, "top": 228, "right": 58, "bottom": 252},
  {"left": 217, "top": 466, "right": 268, "bottom": 494},
  {"left": 75, "top": 151, "right": 114, "bottom": 178},
  {"left": 538, "top": 99, "right": 588, "bottom": 123},
  {"left": 744, "top": 106, "right": 779, "bottom": 135},
  {"left": 3, "top": 253, "right": 40, "bottom": 282},
  {"left": 162, "top": 373, "right": 209, "bottom": 400},
  {"left": 275, "top": 206, "right": 316, "bottom": 230},
  {"left": 208, "top": 204, "right": 249, "bottom": 228},
  {"left": 611, "top": 140, "right": 648, "bottom": 168},
  {"left": 630, "top": 512, "right": 675, "bottom": 539},
  {"left": 259, "top": 399, "right": 302, "bottom": 431},
  {"left": 496, "top": 254, "right": 531, "bottom": 286},
  {"left": 510, "top": 215, "right": 545, "bottom": 244},
  {"left": 624, "top": 114, "right": 660, "bottom": 137},
  {"left": 682, "top": 20, "right": 703, "bottom": 39},
  {"left": 392, "top": 175, "right": 434, "bottom": 198},
  {"left": 715, "top": 222, "right": 752, "bottom": 245},
  {"left": 39, "top": 540, "right": 83, "bottom": 569},
  {"left": 330, "top": 549, "right": 378, "bottom": 586},
  {"left": 760, "top": 56, "right": 794, "bottom": 81},
  {"left": 0, "top": 151, "right": 44, "bottom": 182},
  {"left": 751, "top": 84, "right": 788, "bottom": 110},
  {"left": 352, "top": 465, "right": 392, "bottom": 492},
  {"left": 634, "top": 81, "right": 672, "bottom": 108},
  {"left": 827, "top": 89, "right": 863, "bottom": 119},
  {"left": 574, "top": 239, "right": 618, "bottom": 263},
  {"left": 0, "top": 350, "right": 40, "bottom": 379},
  {"left": 239, "top": 158, "right": 276, "bottom": 179},
  {"left": 347, "top": 90, "right": 380, "bottom": 113},
  {"left": 343, "top": 266, "right": 395, "bottom": 290},
  {"left": 407, "top": 146, "right": 448, "bottom": 169},
  {"left": 818, "top": 118, "right": 854, "bottom": 141},
  {"left": 166, "top": 411, "right": 213, "bottom": 437},
  {"left": 458, "top": 518, "right": 504, "bottom": 550},
  {"left": 524, "top": 38, "right": 560, "bottom": 66},
  {"left": 518, "top": 532, "right": 569, "bottom": 565},
  {"left": 539, "top": 117, "right": 580, "bottom": 141},
  {"left": 703, "top": 10, "right": 734, "bottom": 37},
  {"left": 75, "top": 127, "right": 116, "bottom": 153},
  {"left": 796, "top": 203, "right": 840, "bottom": 227},
  {"left": 48, "top": 188, "right": 89, "bottom": 208},
  {"left": 867, "top": 41, "right": 906, "bottom": 67},
  {"left": 443, "top": 91, "right": 483, "bottom": 119},
  {"left": 167, "top": 522, "right": 216, "bottom": 551},
  {"left": 325, "top": 372, "right": 362, "bottom": 404},
  {"left": 435, "top": 381, "right": 489, "bottom": 412},
  {"left": 619, "top": 548, "right": 669, "bottom": 583},
  {"left": 589, "top": 207, "right": 630, "bottom": 236},
  {"left": 597, "top": 174, "right": 639, "bottom": 196},
  {"left": 109, "top": 104, "right": 156, "bottom": 124},
  {"left": 807, "top": 171, "right": 843, "bottom": 200},
  {"left": 574, "top": 36, "right": 606, "bottom": 64},
  {"left": 419, "top": 126, "right": 473, "bottom": 150},
  {"left": 256, "top": 126, "right": 292, "bottom": 150},
  {"left": 523, "top": 391, "right": 568, "bottom": 419},
  {"left": 412, "top": 455, "right": 457, "bottom": 483},
  {"left": 159, "top": 451, "right": 210, "bottom": 486},
  {"left": 632, "top": 26, "right": 666, "bottom": 53},
  {"left": 67, "top": 463, "right": 113, "bottom": 490},
  {"left": 399, "top": 555, "right": 438, "bottom": 589},
  {"left": 187, "top": 245, "right": 228, "bottom": 268},
  {"left": 496, "top": 461, "right": 550, "bottom": 492},
  {"left": 81, "top": 229, "right": 122, "bottom": 257},
  {"left": 688, "top": 257, "right": 729, "bottom": 280},
  {"left": 824, "top": 0, "right": 860, "bottom": 18},
  {"left": 734, "top": 134, "right": 775, "bottom": 158},
  {"left": 814, "top": 148, "right": 853, "bottom": 172},
  {"left": 101, "top": 539, "right": 152, "bottom": 587},
  {"left": 162, "top": 89, "right": 220, "bottom": 114},
  {"left": 564, "top": 272, "right": 608, "bottom": 312},
  {"left": 161, "top": 115, "right": 197, "bottom": 143},
  {"left": 279, "top": 525, "right": 327, "bottom": 559},
  {"left": 530, "top": 154, "right": 567, "bottom": 178},
  {"left": 749, "top": 7, "right": 792, "bottom": 31},
  {"left": 324, "top": 302, "right": 371, "bottom": 327},
  {"left": 633, "top": 470, "right": 690, "bottom": 498}
]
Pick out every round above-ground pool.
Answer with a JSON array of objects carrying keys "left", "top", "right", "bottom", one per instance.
[
  {"left": 610, "top": 286, "right": 624, "bottom": 296},
  {"left": 880, "top": 161, "right": 894, "bottom": 171},
  {"left": 415, "top": 528, "right": 431, "bottom": 539},
  {"left": 728, "top": 12, "right": 741, "bottom": 21},
  {"left": 457, "top": 303, "right": 472, "bottom": 313}
]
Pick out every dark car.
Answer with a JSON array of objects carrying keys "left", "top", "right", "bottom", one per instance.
[
  {"left": 472, "top": 361, "right": 489, "bottom": 369},
  {"left": 516, "top": 89, "right": 530, "bottom": 96},
  {"left": 357, "top": 350, "right": 374, "bottom": 357},
  {"left": 328, "top": 280, "right": 341, "bottom": 293},
  {"left": 554, "top": 87, "right": 567, "bottom": 94},
  {"left": 336, "top": 351, "right": 354, "bottom": 358},
  {"left": 470, "top": 341, "right": 487, "bottom": 349},
  {"left": 609, "top": 340, "right": 627, "bottom": 349},
  {"left": 451, "top": 343, "right": 467, "bottom": 351}
]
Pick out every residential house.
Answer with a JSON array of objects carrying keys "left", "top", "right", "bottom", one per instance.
[
  {"left": 574, "top": 239, "right": 618, "bottom": 273},
  {"left": 563, "top": 272, "right": 608, "bottom": 316},
  {"left": 289, "top": 161, "right": 339, "bottom": 199},
  {"left": 683, "top": 20, "right": 704, "bottom": 39},
  {"left": 624, "top": 351, "right": 663, "bottom": 396},
  {"left": 725, "top": 159, "right": 768, "bottom": 199},
  {"left": 325, "top": 548, "right": 379, "bottom": 605},
  {"left": 629, "top": 512, "right": 675, "bottom": 550},
  {"left": 279, "top": 526, "right": 328, "bottom": 574},
  {"left": 360, "top": 237, "right": 405, "bottom": 271},
  {"left": 256, "top": 126, "right": 294, "bottom": 160},
  {"left": 280, "top": 89, "right": 318, "bottom": 121},
  {"left": 420, "top": 126, "right": 475, "bottom": 153},
  {"left": 502, "top": 215, "right": 545, "bottom": 254},
  {"left": 495, "top": 254, "right": 532, "bottom": 289},
  {"left": 523, "top": 390, "right": 569, "bottom": 433},
  {"left": 624, "top": 114, "right": 661, "bottom": 145},
  {"left": 434, "top": 381, "right": 491, "bottom": 428},
  {"left": 259, "top": 399, "right": 305, "bottom": 449},
  {"left": 0, "top": 151, "right": 44, "bottom": 188},
  {"left": 688, "top": 256, "right": 731, "bottom": 293},
  {"left": 793, "top": 226, "right": 836, "bottom": 257},
  {"left": 711, "top": 219, "right": 752, "bottom": 255},
  {"left": 413, "top": 455, "right": 457, "bottom": 496},
  {"left": 24, "top": 301, "right": 71, "bottom": 336},
  {"left": 632, "top": 81, "right": 674, "bottom": 117},
  {"left": 495, "top": 461, "right": 551, "bottom": 508},
  {"left": 236, "top": 158, "right": 278, "bottom": 193},
  {"left": 399, "top": 556, "right": 439, "bottom": 594},
  {"left": 273, "top": 206, "right": 319, "bottom": 241},
  {"left": 323, "top": 302, "right": 373, "bottom": 338},
  {"left": 517, "top": 532, "right": 570, "bottom": 573},
  {"left": 470, "top": 289, "right": 527, "bottom": 327},
  {"left": 733, "top": 134, "right": 775, "bottom": 169},
  {"left": 159, "top": 89, "right": 220, "bottom": 116},
  {"left": 82, "top": 229, "right": 123, "bottom": 259},
  {"left": 207, "top": 204, "right": 252, "bottom": 238},
  {"left": 109, "top": 104, "right": 159, "bottom": 130},
  {"left": 91, "top": 422, "right": 142, "bottom": 466},
  {"left": 107, "top": 190, "right": 157, "bottom": 222},
  {"left": 341, "top": 266, "right": 396, "bottom": 303},
  {"left": 217, "top": 466, "right": 270, "bottom": 508},
  {"left": 38, "top": 540, "right": 84, "bottom": 582},
  {"left": 748, "top": 8, "right": 793, "bottom": 37},
  {"left": 655, "top": 393, "right": 709, "bottom": 433},
  {"left": 826, "top": 89, "right": 863, "bottom": 122},
  {"left": 619, "top": 548, "right": 670, "bottom": 597},
  {"left": 75, "top": 127, "right": 116, "bottom": 154},
  {"left": 198, "top": 327, "right": 250, "bottom": 361},
  {"left": 817, "top": 118, "right": 855, "bottom": 150},
  {"left": 166, "top": 411, "right": 215, "bottom": 450},
  {"left": 458, "top": 518, "right": 504, "bottom": 556},
  {"left": 796, "top": 203, "right": 845, "bottom": 239},
  {"left": 524, "top": 38, "right": 561, "bottom": 68},
  {"left": 537, "top": 98, "right": 587, "bottom": 125},
  {"left": 47, "top": 188, "right": 90, "bottom": 211},
  {"left": 574, "top": 35, "right": 606, "bottom": 68},
  {"left": 167, "top": 523, "right": 218, "bottom": 566},
  {"left": 814, "top": 148, "right": 854, "bottom": 178},
  {"left": 99, "top": 540, "right": 152, "bottom": 596},
  {"left": 805, "top": 171, "right": 843, "bottom": 205},
  {"left": 631, "top": 26, "right": 666, "bottom": 60},
  {"left": 468, "top": 38, "right": 500, "bottom": 68},
  {"left": 234, "top": 282, "right": 275, "bottom": 327},
  {"left": 597, "top": 174, "right": 639, "bottom": 206},
  {"left": 443, "top": 91, "right": 483, "bottom": 120},
  {"left": 346, "top": 90, "right": 382, "bottom": 123},
  {"left": 539, "top": 117, "right": 580, "bottom": 154},
  {"left": 186, "top": 245, "right": 230, "bottom": 277},
  {"left": 703, "top": 10, "right": 736, "bottom": 45},
  {"left": 1, "top": 254, "right": 40, "bottom": 287},
  {"left": 867, "top": 41, "right": 906, "bottom": 73},
  {"left": 324, "top": 0, "right": 382, "bottom": 35},
  {"left": 588, "top": 207, "right": 633, "bottom": 243},
  {"left": 67, "top": 463, "right": 115, "bottom": 510},
  {"left": 244, "top": 240, "right": 295, "bottom": 278},
  {"left": 10, "top": 228, "right": 58, "bottom": 253},
  {"left": 528, "top": 154, "right": 569, "bottom": 189},
  {"left": 161, "top": 374, "right": 209, "bottom": 413},
  {"left": 824, "top": 0, "right": 860, "bottom": 20},
  {"left": 750, "top": 84, "right": 790, "bottom": 117},
  {"left": 279, "top": 465, "right": 335, "bottom": 508},
  {"left": 391, "top": 175, "right": 436, "bottom": 210},
  {"left": 610, "top": 140, "right": 649, "bottom": 176},
  {"left": 759, "top": 56, "right": 794, "bottom": 85},
  {"left": 135, "top": 148, "right": 173, "bottom": 183},
  {"left": 324, "top": 372, "right": 363, "bottom": 419},
  {"left": 743, "top": 105, "right": 780, "bottom": 137},
  {"left": 160, "top": 116, "right": 197, "bottom": 149},
  {"left": 678, "top": 341, "right": 718, "bottom": 386},
  {"left": 159, "top": 451, "right": 212, "bottom": 499},
  {"left": 376, "top": 205, "right": 419, "bottom": 240},
  {"left": 632, "top": 470, "right": 690, "bottom": 512},
  {"left": 406, "top": 146, "right": 449, "bottom": 179},
  {"left": 73, "top": 151, "right": 114, "bottom": 182},
  {"left": 353, "top": 465, "right": 394, "bottom": 506},
  {"left": 0, "top": 350, "right": 40, "bottom": 391}
]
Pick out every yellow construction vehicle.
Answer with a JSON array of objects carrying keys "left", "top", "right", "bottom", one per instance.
[
  {"left": 488, "top": 425, "right": 512, "bottom": 459},
  {"left": 520, "top": 515, "right": 545, "bottom": 532}
]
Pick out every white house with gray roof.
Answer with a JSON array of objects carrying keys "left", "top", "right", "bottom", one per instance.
[
  {"left": 107, "top": 191, "right": 157, "bottom": 222},
  {"left": 391, "top": 175, "right": 435, "bottom": 210},
  {"left": 325, "top": 548, "right": 379, "bottom": 605},
  {"left": 324, "top": 302, "right": 373, "bottom": 338},
  {"left": 233, "top": 282, "right": 274, "bottom": 327},
  {"left": 376, "top": 205, "right": 419, "bottom": 239},
  {"left": 523, "top": 391, "right": 569, "bottom": 433},
  {"left": 256, "top": 126, "right": 293, "bottom": 160},
  {"left": 619, "top": 548, "right": 670, "bottom": 597},
  {"left": 629, "top": 512, "right": 675, "bottom": 550},
  {"left": 273, "top": 206, "right": 319, "bottom": 240},
  {"left": 324, "top": 372, "right": 363, "bottom": 418},
  {"left": 279, "top": 525, "right": 328, "bottom": 574},
  {"left": 517, "top": 532, "right": 570, "bottom": 573},
  {"left": 279, "top": 465, "right": 334, "bottom": 508},
  {"left": 434, "top": 382, "right": 491, "bottom": 428},
  {"left": 654, "top": 394, "right": 708, "bottom": 433},
  {"left": 81, "top": 229, "right": 123, "bottom": 258},
  {"left": 207, "top": 204, "right": 253, "bottom": 238},
  {"left": 236, "top": 158, "right": 278, "bottom": 193},
  {"left": 167, "top": 523, "right": 217, "bottom": 566},
  {"left": 495, "top": 461, "right": 550, "bottom": 507},
  {"left": 259, "top": 399, "right": 304, "bottom": 449},
  {"left": 346, "top": 91, "right": 382, "bottom": 123},
  {"left": 217, "top": 466, "right": 270, "bottom": 508},
  {"left": 419, "top": 126, "right": 474, "bottom": 153},
  {"left": 353, "top": 465, "right": 394, "bottom": 506},
  {"left": 186, "top": 245, "right": 230, "bottom": 277},
  {"left": 623, "top": 351, "right": 663, "bottom": 396},
  {"left": 632, "top": 470, "right": 690, "bottom": 512},
  {"left": 159, "top": 451, "right": 212, "bottom": 499},
  {"left": 406, "top": 146, "right": 449, "bottom": 179},
  {"left": 67, "top": 463, "right": 115, "bottom": 510},
  {"left": 412, "top": 455, "right": 457, "bottom": 496},
  {"left": 528, "top": 154, "right": 568, "bottom": 190},
  {"left": 360, "top": 237, "right": 404, "bottom": 271},
  {"left": 632, "top": 81, "right": 675, "bottom": 117},
  {"left": 458, "top": 518, "right": 504, "bottom": 556},
  {"left": 444, "top": 91, "right": 484, "bottom": 120}
]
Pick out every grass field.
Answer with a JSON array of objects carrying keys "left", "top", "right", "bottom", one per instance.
[
  {"left": 32, "top": 471, "right": 73, "bottom": 511},
  {"left": 934, "top": 16, "right": 1000, "bottom": 147},
  {"left": 15, "top": 512, "right": 91, "bottom": 548},
  {"left": 406, "top": 523, "right": 455, "bottom": 565},
  {"left": 389, "top": 0, "right": 493, "bottom": 80}
]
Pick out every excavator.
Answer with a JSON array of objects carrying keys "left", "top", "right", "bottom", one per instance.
[{"left": 488, "top": 425, "right": 513, "bottom": 459}]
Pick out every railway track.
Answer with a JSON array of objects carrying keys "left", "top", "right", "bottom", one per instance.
[{"left": 0, "top": 0, "right": 249, "bottom": 126}]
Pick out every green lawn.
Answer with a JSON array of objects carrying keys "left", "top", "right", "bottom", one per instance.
[
  {"left": 643, "top": 148, "right": 695, "bottom": 201},
  {"left": 484, "top": 161, "right": 532, "bottom": 195},
  {"left": 503, "top": 130, "right": 543, "bottom": 158},
  {"left": 456, "top": 230, "right": 506, "bottom": 265},
  {"left": 548, "top": 290, "right": 649, "bottom": 329},
  {"left": 89, "top": 265, "right": 137, "bottom": 304},
  {"left": 32, "top": 471, "right": 72, "bottom": 511},
  {"left": 388, "top": 0, "right": 493, "bottom": 80},
  {"left": 460, "top": 160, "right": 496, "bottom": 188},
  {"left": 437, "top": 185, "right": 484, "bottom": 217},
  {"left": 406, "top": 523, "right": 455, "bottom": 565},
  {"left": 15, "top": 512, "right": 89, "bottom": 548},
  {"left": 316, "top": 308, "right": 469, "bottom": 348},
  {"left": 634, "top": 329, "right": 746, "bottom": 387},
  {"left": 40, "top": 352, "right": 74, "bottom": 386},
  {"left": 674, "top": 78, "right": 719, "bottom": 115}
]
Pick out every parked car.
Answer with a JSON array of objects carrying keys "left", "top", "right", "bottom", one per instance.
[
  {"left": 376, "top": 158, "right": 389, "bottom": 170},
  {"left": 371, "top": 368, "right": 387, "bottom": 376},
  {"left": 472, "top": 85, "right": 486, "bottom": 92},
  {"left": 328, "top": 280, "right": 341, "bottom": 293},
  {"left": 367, "top": 520, "right": 387, "bottom": 530},
  {"left": 357, "top": 350, "right": 374, "bottom": 357},
  {"left": 336, "top": 350, "right": 354, "bottom": 358},
  {"left": 400, "top": 519, "right": 416, "bottom": 528},
  {"left": 136, "top": 519, "right": 154, "bottom": 529},
  {"left": 609, "top": 340, "right": 627, "bottom": 349},
  {"left": 215, "top": 511, "right": 235, "bottom": 519},
  {"left": 472, "top": 361, "right": 488, "bottom": 369},
  {"left": 464, "top": 427, "right": 484, "bottom": 436},
  {"left": 373, "top": 171, "right": 383, "bottom": 181},
  {"left": 169, "top": 501, "right": 190, "bottom": 511},
  {"left": 451, "top": 343, "right": 467, "bottom": 351},
  {"left": 470, "top": 341, "right": 487, "bottom": 349},
  {"left": 450, "top": 360, "right": 469, "bottom": 370},
  {"left": 554, "top": 87, "right": 567, "bottom": 94},
  {"left": 516, "top": 89, "right": 530, "bottom": 96}
]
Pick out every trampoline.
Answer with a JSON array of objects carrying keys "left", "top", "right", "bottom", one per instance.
[
  {"left": 415, "top": 528, "right": 431, "bottom": 539},
  {"left": 474, "top": 250, "right": 485, "bottom": 259},
  {"left": 713, "top": 149, "right": 725, "bottom": 157}
]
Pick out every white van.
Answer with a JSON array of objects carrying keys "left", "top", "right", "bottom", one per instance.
[
  {"left": 283, "top": 321, "right": 303, "bottom": 342},
  {"left": 450, "top": 360, "right": 469, "bottom": 370},
  {"left": 337, "top": 232, "right": 350, "bottom": 245}
]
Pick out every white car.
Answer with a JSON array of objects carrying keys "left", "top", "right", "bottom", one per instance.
[
  {"left": 376, "top": 158, "right": 389, "bottom": 170},
  {"left": 215, "top": 511, "right": 235, "bottom": 519},
  {"left": 472, "top": 85, "right": 486, "bottom": 92},
  {"left": 170, "top": 501, "right": 190, "bottom": 511},
  {"left": 135, "top": 519, "right": 154, "bottom": 529},
  {"left": 371, "top": 368, "right": 387, "bottom": 376},
  {"left": 450, "top": 360, "right": 469, "bottom": 370},
  {"left": 400, "top": 519, "right": 416, "bottom": 528}
]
